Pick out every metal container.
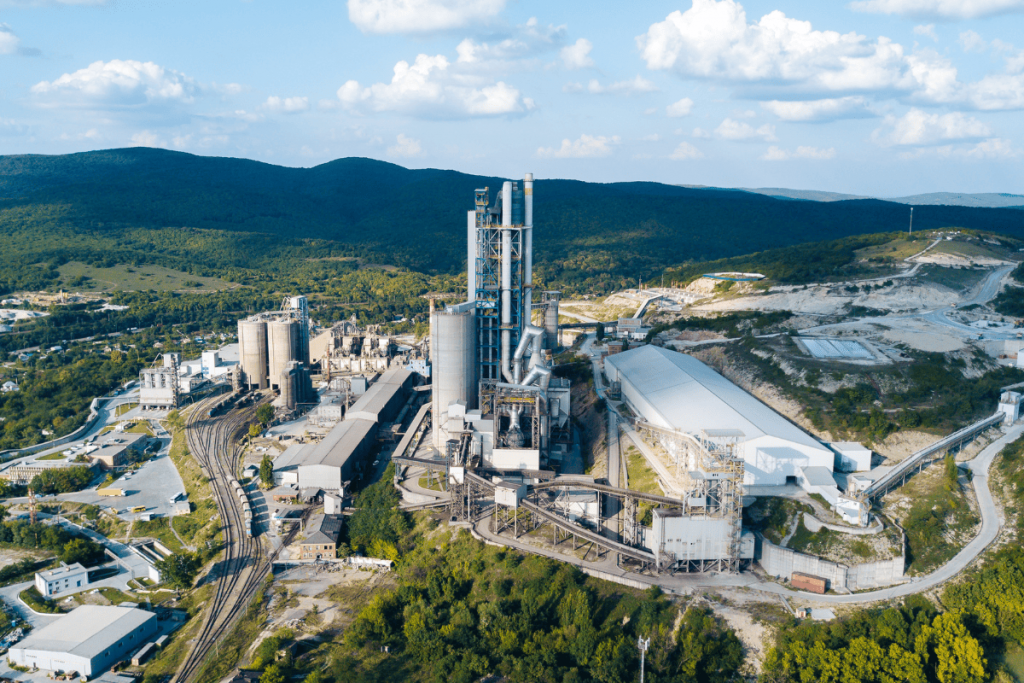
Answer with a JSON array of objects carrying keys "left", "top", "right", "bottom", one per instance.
[
  {"left": 238, "top": 320, "right": 268, "bottom": 389},
  {"left": 431, "top": 307, "right": 477, "bottom": 449}
]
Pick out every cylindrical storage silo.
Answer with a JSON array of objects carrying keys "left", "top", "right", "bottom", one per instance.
[
  {"left": 280, "top": 364, "right": 296, "bottom": 410},
  {"left": 238, "top": 320, "right": 268, "bottom": 390},
  {"left": 267, "top": 320, "right": 299, "bottom": 390},
  {"left": 430, "top": 307, "right": 477, "bottom": 450}
]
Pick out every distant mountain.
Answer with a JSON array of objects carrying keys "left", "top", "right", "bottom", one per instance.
[
  {"left": 1, "top": 148, "right": 1023, "bottom": 290},
  {"left": 739, "top": 186, "right": 1024, "bottom": 209}
]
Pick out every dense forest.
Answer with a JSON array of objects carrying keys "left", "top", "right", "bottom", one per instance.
[{"left": 4, "top": 148, "right": 1024, "bottom": 296}]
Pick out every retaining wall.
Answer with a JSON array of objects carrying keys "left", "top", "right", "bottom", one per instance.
[{"left": 757, "top": 533, "right": 905, "bottom": 592}]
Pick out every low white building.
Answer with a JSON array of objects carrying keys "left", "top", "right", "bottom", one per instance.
[
  {"left": 647, "top": 509, "right": 756, "bottom": 567},
  {"left": 8, "top": 605, "right": 158, "bottom": 676},
  {"left": 605, "top": 346, "right": 835, "bottom": 487},
  {"left": 1000, "top": 391, "right": 1022, "bottom": 424},
  {"left": 1, "top": 381, "right": 18, "bottom": 392},
  {"left": 830, "top": 442, "right": 872, "bottom": 472},
  {"left": 35, "top": 563, "right": 89, "bottom": 597}
]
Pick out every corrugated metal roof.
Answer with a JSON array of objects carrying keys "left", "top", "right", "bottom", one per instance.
[
  {"left": 301, "top": 418, "right": 375, "bottom": 469},
  {"left": 607, "top": 345, "right": 828, "bottom": 454},
  {"left": 345, "top": 366, "right": 411, "bottom": 422},
  {"left": 12, "top": 606, "right": 156, "bottom": 658}
]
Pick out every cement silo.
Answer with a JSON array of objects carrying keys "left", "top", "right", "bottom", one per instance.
[
  {"left": 543, "top": 291, "right": 561, "bottom": 351},
  {"left": 431, "top": 303, "right": 476, "bottom": 449},
  {"left": 280, "top": 361, "right": 298, "bottom": 410},
  {"left": 267, "top": 319, "right": 300, "bottom": 389},
  {"left": 238, "top": 320, "right": 268, "bottom": 390}
]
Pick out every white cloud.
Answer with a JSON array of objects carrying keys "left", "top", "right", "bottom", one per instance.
[
  {"left": 849, "top": 0, "right": 1024, "bottom": 19},
  {"left": 913, "top": 24, "right": 937, "bottom": 41},
  {"left": 0, "top": 24, "right": 18, "bottom": 54},
  {"left": 714, "top": 118, "right": 776, "bottom": 141},
  {"left": 536, "top": 134, "right": 620, "bottom": 158},
  {"left": 263, "top": 96, "right": 309, "bottom": 113},
  {"left": 347, "top": 0, "right": 505, "bottom": 34},
  {"left": 337, "top": 54, "right": 534, "bottom": 118},
  {"left": 959, "top": 30, "right": 987, "bottom": 52},
  {"left": 669, "top": 141, "right": 704, "bottom": 159},
  {"left": 873, "top": 108, "right": 990, "bottom": 145},
  {"left": 666, "top": 97, "right": 693, "bottom": 117},
  {"left": 958, "top": 137, "right": 1020, "bottom": 158},
  {"left": 31, "top": 59, "right": 198, "bottom": 108},
  {"left": 560, "top": 38, "right": 593, "bottom": 70},
  {"left": 640, "top": 133, "right": 660, "bottom": 141},
  {"left": 456, "top": 18, "right": 565, "bottom": 67},
  {"left": 761, "top": 96, "right": 873, "bottom": 121},
  {"left": 586, "top": 75, "right": 658, "bottom": 95},
  {"left": 131, "top": 130, "right": 165, "bottom": 147},
  {"left": 387, "top": 133, "right": 424, "bottom": 157},
  {"left": 692, "top": 127, "right": 711, "bottom": 138},
  {"left": 761, "top": 145, "right": 836, "bottom": 160}
]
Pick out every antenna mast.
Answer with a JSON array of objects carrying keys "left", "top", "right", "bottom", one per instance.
[{"left": 909, "top": 207, "right": 913, "bottom": 235}]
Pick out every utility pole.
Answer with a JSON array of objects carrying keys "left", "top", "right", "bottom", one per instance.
[
  {"left": 909, "top": 207, "right": 913, "bottom": 236},
  {"left": 638, "top": 635, "right": 650, "bottom": 683}
]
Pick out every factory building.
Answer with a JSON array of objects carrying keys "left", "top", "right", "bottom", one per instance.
[
  {"left": 35, "top": 563, "right": 89, "bottom": 597},
  {"left": 429, "top": 174, "right": 572, "bottom": 473},
  {"left": 345, "top": 367, "right": 414, "bottom": 422},
  {"left": 647, "top": 511, "right": 755, "bottom": 568},
  {"left": 310, "top": 321, "right": 425, "bottom": 377},
  {"left": 88, "top": 432, "right": 149, "bottom": 469},
  {"left": 605, "top": 345, "right": 834, "bottom": 487},
  {"left": 8, "top": 605, "right": 158, "bottom": 676},
  {"left": 0, "top": 458, "right": 97, "bottom": 486},
  {"left": 139, "top": 353, "right": 182, "bottom": 410}
]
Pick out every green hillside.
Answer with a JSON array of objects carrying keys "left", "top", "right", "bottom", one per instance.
[{"left": 3, "top": 148, "right": 1024, "bottom": 294}]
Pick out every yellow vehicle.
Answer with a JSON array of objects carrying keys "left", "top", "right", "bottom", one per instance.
[
  {"left": 130, "top": 505, "right": 147, "bottom": 513},
  {"left": 97, "top": 488, "right": 125, "bottom": 497}
]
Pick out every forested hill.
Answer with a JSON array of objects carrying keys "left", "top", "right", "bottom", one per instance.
[{"left": 2, "top": 148, "right": 1023, "bottom": 286}]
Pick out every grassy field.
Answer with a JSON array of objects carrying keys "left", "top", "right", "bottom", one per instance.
[
  {"left": 930, "top": 239, "right": 1014, "bottom": 260},
  {"left": 916, "top": 264, "right": 990, "bottom": 291},
  {"left": 132, "top": 518, "right": 184, "bottom": 554},
  {"left": 36, "top": 453, "right": 66, "bottom": 460},
  {"left": 57, "top": 261, "right": 232, "bottom": 293},
  {"left": 855, "top": 236, "right": 936, "bottom": 262},
  {"left": 624, "top": 445, "right": 663, "bottom": 496},
  {"left": 164, "top": 408, "right": 220, "bottom": 553}
]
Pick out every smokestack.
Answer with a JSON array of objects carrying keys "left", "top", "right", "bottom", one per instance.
[
  {"left": 524, "top": 173, "right": 534, "bottom": 326},
  {"left": 467, "top": 210, "right": 477, "bottom": 301}
]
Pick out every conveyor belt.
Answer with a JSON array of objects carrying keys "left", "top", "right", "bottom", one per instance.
[{"left": 519, "top": 498, "right": 657, "bottom": 563}]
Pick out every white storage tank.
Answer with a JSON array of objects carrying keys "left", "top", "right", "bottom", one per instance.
[
  {"left": 238, "top": 320, "right": 268, "bottom": 390},
  {"left": 430, "top": 303, "right": 477, "bottom": 450}
]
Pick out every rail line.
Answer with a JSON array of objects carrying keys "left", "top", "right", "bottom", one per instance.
[{"left": 172, "top": 395, "right": 270, "bottom": 683}]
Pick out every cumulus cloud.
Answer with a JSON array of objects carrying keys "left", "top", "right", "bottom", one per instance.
[
  {"left": 959, "top": 30, "right": 987, "bottom": 52},
  {"left": 536, "top": 134, "right": 620, "bottom": 158},
  {"left": 957, "top": 137, "right": 1020, "bottom": 158},
  {"left": 0, "top": 24, "right": 18, "bottom": 54},
  {"left": 31, "top": 59, "right": 198, "bottom": 108},
  {"left": 913, "top": 24, "right": 938, "bottom": 41},
  {"left": 761, "top": 145, "right": 836, "bottom": 160},
  {"left": 348, "top": 0, "right": 505, "bottom": 34},
  {"left": 387, "top": 133, "right": 424, "bottom": 157},
  {"left": 761, "top": 96, "right": 873, "bottom": 122},
  {"left": 873, "top": 108, "right": 990, "bottom": 145},
  {"left": 714, "top": 118, "right": 776, "bottom": 141},
  {"left": 337, "top": 54, "right": 534, "bottom": 118},
  {"left": 849, "top": 0, "right": 1024, "bottom": 19},
  {"left": 586, "top": 75, "right": 658, "bottom": 95},
  {"left": 561, "top": 38, "right": 594, "bottom": 70},
  {"left": 456, "top": 18, "right": 566, "bottom": 68},
  {"left": 263, "top": 96, "right": 309, "bottom": 113},
  {"left": 666, "top": 97, "right": 694, "bottom": 116},
  {"left": 669, "top": 141, "right": 704, "bottom": 159}
]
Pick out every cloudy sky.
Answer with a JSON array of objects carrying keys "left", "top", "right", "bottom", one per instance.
[{"left": 1, "top": 0, "right": 1023, "bottom": 195}]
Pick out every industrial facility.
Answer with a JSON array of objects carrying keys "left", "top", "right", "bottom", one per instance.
[
  {"left": 430, "top": 174, "right": 572, "bottom": 473},
  {"left": 238, "top": 296, "right": 314, "bottom": 410},
  {"left": 8, "top": 605, "right": 159, "bottom": 676}
]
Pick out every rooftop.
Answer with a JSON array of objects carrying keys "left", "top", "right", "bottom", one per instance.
[
  {"left": 302, "top": 514, "right": 342, "bottom": 546},
  {"left": 606, "top": 345, "right": 829, "bottom": 454},
  {"left": 346, "top": 366, "right": 411, "bottom": 421},
  {"left": 301, "top": 419, "right": 376, "bottom": 469},
  {"left": 801, "top": 466, "right": 837, "bottom": 487},
  {"left": 37, "top": 562, "right": 86, "bottom": 580},
  {"left": 13, "top": 605, "right": 156, "bottom": 659}
]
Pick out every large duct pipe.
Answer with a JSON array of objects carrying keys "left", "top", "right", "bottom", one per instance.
[
  {"left": 524, "top": 173, "right": 534, "bottom": 325},
  {"left": 500, "top": 223, "right": 513, "bottom": 383},
  {"left": 501, "top": 181, "right": 512, "bottom": 227},
  {"left": 513, "top": 324, "right": 544, "bottom": 383},
  {"left": 522, "top": 364, "right": 551, "bottom": 388},
  {"left": 467, "top": 210, "right": 477, "bottom": 302}
]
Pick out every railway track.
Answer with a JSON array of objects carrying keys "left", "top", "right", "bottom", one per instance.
[{"left": 172, "top": 395, "right": 271, "bottom": 683}]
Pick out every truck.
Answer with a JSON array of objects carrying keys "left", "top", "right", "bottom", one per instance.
[
  {"left": 130, "top": 505, "right": 147, "bottom": 514},
  {"left": 97, "top": 488, "right": 125, "bottom": 497}
]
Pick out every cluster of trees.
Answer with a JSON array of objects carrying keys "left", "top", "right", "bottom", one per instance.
[
  {"left": 154, "top": 551, "right": 202, "bottom": 590},
  {"left": 345, "top": 463, "right": 407, "bottom": 561},
  {"left": 0, "top": 346, "right": 142, "bottom": 450},
  {"left": 29, "top": 465, "right": 95, "bottom": 494},
  {"left": 0, "top": 517, "right": 105, "bottom": 566},
  {"left": 764, "top": 596, "right": 989, "bottom": 683}
]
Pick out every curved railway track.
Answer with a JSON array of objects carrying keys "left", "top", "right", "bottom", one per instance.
[{"left": 172, "top": 394, "right": 271, "bottom": 683}]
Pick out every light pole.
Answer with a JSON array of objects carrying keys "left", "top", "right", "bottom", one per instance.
[{"left": 638, "top": 635, "right": 650, "bottom": 683}]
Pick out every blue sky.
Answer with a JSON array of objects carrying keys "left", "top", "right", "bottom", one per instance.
[{"left": 1, "top": 0, "right": 1023, "bottom": 195}]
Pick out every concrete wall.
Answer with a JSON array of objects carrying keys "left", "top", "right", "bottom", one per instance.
[{"left": 757, "top": 533, "right": 905, "bottom": 592}]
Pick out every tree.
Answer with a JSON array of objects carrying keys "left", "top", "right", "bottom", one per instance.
[
  {"left": 260, "top": 454, "right": 274, "bottom": 487},
  {"left": 260, "top": 663, "right": 286, "bottom": 683},
  {"left": 249, "top": 423, "right": 262, "bottom": 439},
  {"left": 61, "top": 538, "right": 103, "bottom": 566},
  {"left": 256, "top": 403, "right": 274, "bottom": 426},
  {"left": 595, "top": 323, "right": 605, "bottom": 341},
  {"left": 155, "top": 551, "right": 201, "bottom": 590}
]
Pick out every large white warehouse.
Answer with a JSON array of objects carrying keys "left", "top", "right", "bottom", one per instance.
[
  {"left": 605, "top": 345, "right": 834, "bottom": 486},
  {"left": 8, "top": 605, "right": 158, "bottom": 676}
]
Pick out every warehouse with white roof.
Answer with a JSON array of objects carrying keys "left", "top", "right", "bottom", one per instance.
[
  {"left": 605, "top": 345, "right": 834, "bottom": 486},
  {"left": 8, "top": 605, "right": 158, "bottom": 676}
]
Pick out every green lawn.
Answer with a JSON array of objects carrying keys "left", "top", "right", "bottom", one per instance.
[
  {"left": 624, "top": 446, "right": 662, "bottom": 496},
  {"left": 36, "top": 453, "right": 66, "bottom": 460},
  {"left": 57, "top": 261, "right": 232, "bottom": 293}
]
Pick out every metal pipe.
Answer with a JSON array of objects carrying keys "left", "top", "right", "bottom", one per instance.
[
  {"left": 500, "top": 224, "right": 513, "bottom": 383},
  {"left": 467, "top": 210, "right": 476, "bottom": 302},
  {"left": 522, "top": 364, "right": 551, "bottom": 388},
  {"left": 524, "top": 173, "right": 534, "bottom": 325},
  {"left": 513, "top": 324, "right": 544, "bottom": 383},
  {"left": 501, "top": 181, "right": 512, "bottom": 227}
]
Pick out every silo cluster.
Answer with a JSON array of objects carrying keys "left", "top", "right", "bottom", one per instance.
[{"left": 237, "top": 297, "right": 312, "bottom": 406}]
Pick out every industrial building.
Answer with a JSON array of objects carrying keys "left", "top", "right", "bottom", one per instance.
[
  {"left": 8, "top": 605, "right": 158, "bottom": 676},
  {"left": 0, "top": 458, "right": 97, "bottom": 485},
  {"left": 238, "top": 296, "right": 314, "bottom": 410},
  {"left": 310, "top": 321, "right": 426, "bottom": 377},
  {"left": 605, "top": 345, "right": 835, "bottom": 487},
  {"left": 429, "top": 174, "right": 572, "bottom": 473},
  {"left": 297, "top": 514, "right": 342, "bottom": 559},
  {"left": 35, "top": 563, "right": 89, "bottom": 597},
  {"left": 139, "top": 353, "right": 182, "bottom": 410},
  {"left": 647, "top": 511, "right": 755, "bottom": 569},
  {"left": 88, "top": 432, "right": 149, "bottom": 469}
]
